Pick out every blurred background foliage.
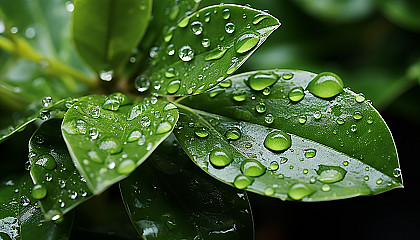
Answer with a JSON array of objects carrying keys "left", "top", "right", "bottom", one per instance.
[{"left": 0, "top": 0, "right": 419, "bottom": 239}]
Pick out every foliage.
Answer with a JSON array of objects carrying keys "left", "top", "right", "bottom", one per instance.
[{"left": 0, "top": 0, "right": 411, "bottom": 239}]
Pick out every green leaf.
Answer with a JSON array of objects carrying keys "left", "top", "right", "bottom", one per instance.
[
  {"left": 61, "top": 93, "right": 179, "bottom": 194},
  {"left": 146, "top": 4, "right": 280, "bottom": 96},
  {"left": 120, "top": 135, "right": 254, "bottom": 240},
  {"left": 0, "top": 173, "right": 74, "bottom": 240},
  {"left": 378, "top": 0, "right": 420, "bottom": 31},
  {"left": 29, "top": 119, "right": 92, "bottom": 220},
  {"left": 0, "top": 97, "right": 77, "bottom": 144},
  {"left": 174, "top": 69, "right": 403, "bottom": 201},
  {"left": 72, "top": 0, "right": 152, "bottom": 74}
]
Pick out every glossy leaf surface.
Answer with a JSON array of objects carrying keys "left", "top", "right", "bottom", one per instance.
[
  {"left": 61, "top": 94, "right": 178, "bottom": 194},
  {"left": 0, "top": 97, "right": 77, "bottom": 144},
  {"left": 175, "top": 69, "right": 402, "bottom": 201},
  {"left": 120, "top": 135, "right": 254, "bottom": 239},
  {"left": 0, "top": 174, "right": 73, "bottom": 240},
  {"left": 147, "top": 4, "right": 280, "bottom": 96},
  {"left": 29, "top": 119, "right": 92, "bottom": 220},
  {"left": 72, "top": 0, "right": 152, "bottom": 73}
]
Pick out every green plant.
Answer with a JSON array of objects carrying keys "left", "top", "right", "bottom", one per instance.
[{"left": 0, "top": 0, "right": 403, "bottom": 239}]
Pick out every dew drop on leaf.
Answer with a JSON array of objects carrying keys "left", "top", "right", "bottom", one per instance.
[
  {"left": 252, "top": 13, "right": 269, "bottom": 25},
  {"left": 264, "top": 130, "right": 291, "bottom": 152},
  {"left": 179, "top": 45, "right": 194, "bottom": 61},
  {"left": 288, "top": 183, "right": 314, "bottom": 200},
  {"left": 282, "top": 72, "right": 294, "bottom": 80},
  {"left": 205, "top": 48, "right": 227, "bottom": 61},
  {"left": 269, "top": 161, "right": 279, "bottom": 171},
  {"left": 233, "top": 174, "right": 254, "bottom": 189},
  {"left": 321, "top": 184, "right": 331, "bottom": 192},
  {"left": 316, "top": 165, "right": 347, "bottom": 183},
  {"left": 167, "top": 80, "right": 181, "bottom": 94},
  {"left": 240, "top": 159, "right": 266, "bottom": 177},
  {"left": 209, "top": 148, "right": 233, "bottom": 167},
  {"left": 264, "top": 113, "right": 274, "bottom": 124},
  {"left": 99, "top": 70, "right": 113, "bottom": 82},
  {"left": 264, "top": 187, "right": 275, "bottom": 196},
  {"left": 127, "top": 130, "right": 142, "bottom": 142},
  {"left": 202, "top": 38, "right": 211, "bottom": 48},
  {"left": 353, "top": 111, "right": 363, "bottom": 120},
  {"left": 35, "top": 154, "right": 57, "bottom": 170},
  {"left": 304, "top": 149, "right": 316, "bottom": 158},
  {"left": 235, "top": 32, "right": 260, "bottom": 54},
  {"left": 355, "top": 93, "right": 366, "bottom": 103},
  {"left": 194, "top": 127, "right": 209, "bottom": 138},
  {"left": 117, "top": 159, "right": 136, "bottom": 174},
  {"left": 103, "top": 98, "right": 120, "bottom": 111},
  {"left": 225, "top": 127, "right": 241, "bottom": 141},
  {"left": 225, "top": 22, "right": 235, "bottom": 33},
  {"left": 306, "top": 72, "right": 344, "bottom": 99},
  {"left": 288, "top": 87, "right": 305, "bottom": 102},
  {"left": 219, "top": 79, "right": 232, "bottom": 88},
  {"left": 298, "top": 116, "right": 307, "bottom": 124},
  {"left": 98, "top": 137, "right": 122, "bottom": 154},
  {"left": 233, "top": 93, "right": 246, "bottom": 102},
  {"left": 222, "top": 8, "right": 231, "bottom": 19},
  {"left": 156, "top": 121, "right": 173, "bottom": 134},
  {"left": 191, "top": 21, "right": 203, "bottom": 35},
  {"left": 256, "top": 102, "right": 267, "bottom": 113},
  {"left": 134, "top": 76, "right": 150, "bottom": 93},
  {"left": 248, "top": 72, "right": 278, "bottom": 91},
  {"left": 31, "top": 184, "right": 47, "bottom": 200}
]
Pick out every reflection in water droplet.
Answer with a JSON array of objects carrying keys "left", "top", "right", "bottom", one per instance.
[
  {"left": 317, "top": 165, "right": 347, "bottom": 183},
  {"left": 304, "top": 149, "right": 316, "bottom": 158},
  {"left": 288, "top": 87, "right": 305, "bottom": 102},
  {"left": 194, "top": 127, "right": 209, "bottom": 138},
  {"left": 235, "top": 32, "right": 260, "bottom": 54},
  {"left": 306, "top": 72, "right": 344, "bottom": 99},
  {"left": 118, "top": 159, "right": 136, "bottom": 174},
  {"left": 202, "top": 38, "right": 210, "bottom": 48},
  {"left": 167, "top": 80, "right": 181, "bottom": 94},
  {"left": 156, "top": 122, "right": 173, "bottom": 134},
  {"left": 288, "top": 183, "right": 314, "bottom": 200},
  {"left": 248, "top": 72, "right": 278, "bottom": 91},
  {"left": 99, "top": 70, "right": 113, "bottom": 82},
  {"left": 264, "top": 130, "right": 291, "bottom": 152},
  {"left": 191, "top": 21, "right": 203, "bottom": 35},
  {"left": 209, "top": 148, "right": 233, "bottom": 167},
  {"left": 282, "top": 73, "right": 294, "bottom": 80},
  {"left": 225, "top": 22, "right": 235, "bottom": 33},
  {"left": 222, "top": 8, "right": 231, "bottom": 19},
  {"left": 240, "top": 159, "right": 266, "bottom": 177},
  {"left": 233, "top": 174, "right": 254, "bottom": 189},
  {"left": 179, "top": 45, "right": 194, "bottom": 61},
  {"left": 225, "top": 127, "right": 241, "bottom": 140},
  {"left": 165, "top": 68, "right": 176, "bottom": 78},
  {"left": 99, "top": 137, "right": 122, "bottom": 154}
]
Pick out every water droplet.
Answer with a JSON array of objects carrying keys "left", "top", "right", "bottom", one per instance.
[
  {"left": 222, "top": 8, "right": 231, "bottom": 19},
  {"left": 298, "top": 116, "right": 307, "bottom": 124},
  {"left": 233, "top": 174, "right": 254, "bottom": 189},
  {"left": 240, "top": 159, "right": 266, "bottom": 177},
  {"left": 141, "top": 116, "right": 151, "bottom": 127},
  {"left": 165, "top": 68, "right": 176, "bottom": 78},
  {"left": 179, "top": 45, "right": 194, "bottom": 61},
  {"left": 41, "top": 96, "right": 52, "bottom": 107},
  {"left": 280, "top": 157, "right": 288, "bottom": 164},
  {"left": 118, "top": 159, "right": 136, "bottom": 174},
  {"left": 367, "top": 116, "right": 374, "bottom": 124},
  {"left": 288, "top": 87, "right": 305, "bottom": 102},
  {"left": 202, "top": 38, "right": 210, "bottom": 48},
  {"left": 205, "top": 48, "right": 227, "bottom": 61},
  {"left": 288, "top": 183, "right": 314, "bottom": 200},
  {"left": 304, "top": 149, "right": 316, "bottom": 158},
  {"left": 177, "top": 17, "right": 190, "bottom": 28},
  {"left": 39, "top": 110, "right": 50, "bottom": 120},
  {"left": 248, "top": 72, "right": 278, "bottom": 91},
  {"left": 156, "top": 121, "right": 173, "bottom": 134},
  {"left": 282, "top": 72, "right": 294, "bottom": 80},
  {"left": 219, "top": 79, "right": 232, "bottom": 88},
  {"left": 353, "top": 111, "right": 363, "bottom": 120},
  {"left": 209, "top": 148, "right": 233, "bottom": 167},
  {"left": 204, "top": 12, "right": 211, "bottom": 22},
  {"left": 264, "top": 187, "right": 275, "bottom": 196},
  {"left": 88, "top": 151, "right": 103, "bottom": 163},
  {"left": 31, "top": 185, "right": 47, "bottom": 200},
  {"left": 99, "top": 70, "right": 113, "bottom": 81},
  {"left": 164, "top": 26, "right": 175, "bottom": 42},
  {"left": 269, "top": 161, "right": 279, "bottom": 171},
  {"left": 225, "top": 127, "right": 241, "bottom": 140},
  {"left": 46, "top": 209, "right": 63, "bottom": 222},
  {"left": 167, "top": 80, "right": 181, "bottom": 94},
  {"left": 256, "top": 102, "right": 266, "bottom": 113},
  {"left": 321, "top": 184, "right": 331, "bottom": 192},
  {"left": 134, "top": 76, "right": 150, "bottom": 92},
  {"left": 313, "top": 111, "right": 322, "bottom": 120},
  {"left": 364, "top": 175, "right": 369, "bottom": 181},
  {"left": 166, "top": 44, "right": 175, "bottom": 56},
  {"left": 194, "top": 127, "right": 209, "bottom": 138},
  {"left": 252, "top": 14, "right": 269, "bottom": 25},
  {"left": 226, "top": 64, "right": 238, "bottom": 75},
  {"left": 303, "top": 169, "right": 309, "bottom": 174},
  {"left": 233, "top": 93, "right": 246, "bottom": 102},
  {"left": 265, "top": 113, "right": 274, "bottom": 124},
  {"left": 88, "top": 127, "right": 99, "bottom": 139},
  {"left": 343, "top": 161, "right": 349, "bottom": 166},
  {"left": 355, "top": 93, "right": 365, "bottom": 103},
  {"left": 263, "top": 87, "right": 271, "bottom": 96},
  {"left": 191, "top": 21, "right": 203, "bottom": 35},
  {"left": 235, "top": 32, "right": 260, "bottom": 54},
  {"left": 264, "top": 130, "right": 291, "bottom": 152},
  {"left": 393, "top": 168, "right": 401, "bottom": 177},
  {"left": 350, "top": 124, "right": 357, "bottom": 132},
  {"left": 90, "top": 106, "right": 101, "bottom": 119},
  {"left": 103, "top": 98, "right": 120, "bottom": 111},
  {"left": 127, "top": 130, "right": 142, "bottom": 142},
  {"left": 20, "top": 195, "right": 31, "bottom": 206},
  {"left": 225, "top": 22, "right": 235, "bottom": 33},
  {"left": 317, "top": 165, "right": 347, "bottom": 183},
  {"left": 306, "top": 72, "right": 344, "bottom": 98},
  {"left": 376, "top": 178, "right": 383, "bottom": 185},
  {"left": 336, "top": 118, "right": 345, "bottom": 125},
  {"left": 35, "top": 154, "right": 57, "bottom": 170},
  {"left": 99, "top": 137, "right": 122, "bottom": 154}
]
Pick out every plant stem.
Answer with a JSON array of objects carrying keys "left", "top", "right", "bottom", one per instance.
[{"left": 0, "top": 35, "right": 97, "bottom": 88}]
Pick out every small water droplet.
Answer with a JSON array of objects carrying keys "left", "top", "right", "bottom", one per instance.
[
  {"left": 202, "top": 38, "right": 211, "bottom": 48},
  {"left": 118, "top": 159, "right": 136, "bottom": 174},
  {"left": 241, "top": 159, "right": 266, "bottom": 177},
  {"left": 317, "top": 165, "right": 347, "bottom": 183},
  {"left": 252, "top": 14, "right": 269, "bottom": 25},
  {"left": 179, "top": 45, "right": 194, "bottom": 61},
  {"left": 191, "top": 21, "right": 203, "bottom": 35},
  {"left": 269, "top": 161, "right": 279, "bottom": 171},
  {"left": 343, "top": 161, "right": 349, "bottom": 166},
  {"left": 288, "top": 87, "right": 305, "bottom": 102},
  {"left": 304, "top": 149, "right": 316, "bottom": 158},
  {"left": 264, "top": 187, "right": 275, "bottom": 196},
  {"left": 31, "top": 185, "right": 47, "bottom": 199},
  {"left": 20, "top": 195, "right": 31, "bottom": 206},
  {"left": 103, "top": 97, "right": 120, "bottom": 111},
  {"left": 265, "top": 113, "right": 274, "bottom": 124},
  {"left": 205, "top": 48, "right": 227, "bottom": 61},
  {"left": 41, "top": 96, "right": 52, "bottom": 108},
  {"left": 364, "top": 175, "right": 369, "bottom": 181},
  {"left": 306, "top": 72, "right": 344, "bottom": 99},
  {"left": 376, "top": 178, "right": 383, "bottom": 185},
  {"left": 393, "top": 168, "right": 401, "bottom": 177},
  {"left": 209, "top": 148, "right": 233, "bottom": 167},
  {"left": 256, "top": 102, "right": 266, "bottom": 113},
  {"left": 313, "top": 111, "right": 322, "bottom": 120},
  {"left": 194, "top": 127, "right": 209, "bottom": 138},
  {"left": 321, "top": 184, "right": 331, "bottom": 192},
  {"left": 282, "top": 72, "right": 294, "bottom": 80},
  {"left": 167, "top": 80, "right": 181, "bottom": 94},
  {"left": 39, "top": 110, "right": 50, "bottom": 121},
  {"left": 127, "top": 130, "right": 142, "bottom": 142},
  {"left": 233, "top": 93, "right": 246, "bottom": 102},
  {"left": 164, "top": 26, "right": 176, "bottom": 42},
  {"left": 248, "top": 72, "right": 278, "bottom": 91},
  {"left": 298, "top": 116, "right": 307, "bottom": 124},
  {"left": 350, "top": 124, "right": 357, "bottom": 132},
  {"left": 355, "top": 93, "right": 366, "bottom": 103},
  {"left": 222, "top": 8, "right": 231, "bottom": 19},
  {"left": 99, "top": 70, "right": 113, "bottom": 81},
  {"left": 235, "top": 32, "right": 260, "bottom": 54},
  {"left": 225, "top": 22, "right": 235, "bottom": 33},
  {"left": 134, "top": 76, "right": 150, "bottom": 92},
  {"left": 88, "top": 127, "right": 99, "bottom": 140},
  {"left": 165, "top": 68, "right": 176, "bottom": 78},
  {"left": 177, "top": 17, "right": 190, "bottom": 28},
  {"left": 156, "top": 121, "right": 173, "bottom": 134},
  {"left": 35, "top": 154, "right": 57, "bottom": 170},
  {"left": 99, "top": 137, "right": 122, "bottom": 154},
  {"left": 233, "top": 174, "right": 254, "bottom": 189},
  {"left": 225, "top": 127, "right": 241, "bottom": 140},
  {"left": 367, "top": 116, "right": 374, "bottom": 124},
  {"left": 166, "top": 44, "right": 175, "bottom": 56},
  {"left": 264, "top": 130, "right": 291, "bottom": 152},
  {"left": 288, "top": 183, "right": 314, "bottom": 200},
  {"left": 336, "top": 118, "right": 345, "bottom": 125},
  {"left": 204, "top": 12, "right": 211, "bottom": 22},
  {"left": 220, "top": 79, "right": 232, "bottom": 88},
  {"left": 353, "top": 111, "right": 363, "bottom": 120},
  {"left": 263, "top": 87, "right": 271, "bottom": 95}
]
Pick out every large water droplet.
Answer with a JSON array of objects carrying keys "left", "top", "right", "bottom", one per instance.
[
  {"left": 306, "top": 72, "right": 344, "bottom": 98},
  {"left": 191, "top": 21, "right": 203, "bottom": 35},
  {"left": 252, "top": 14, "right": 269, "bottom": 25},
  {"left": 248, "top": 72, "right": 278, "bottom": 91},
  {"left": 156, "top": 122, "right": 172, "bottom": 134},
  {"left": 209, "top": 148, "right": 233, "bottom": 167},
  {"left": 31, "top": 184, "right": 47, "bottom": 200},
  {"left": 225, "top": 127, "right": 241, "bottom": 140},
  {"left": 103, "top": 97, "right": 120, "bottom": 111},
  {"left": 127, "top": 130, "right": 142, "bottom": 142},
  {"left": 240, "top": 159, "right": 266, "bottom": 177},
  {"left": 35, "top": 154, "right": 57, "bottom": 170},
  {"left": 256, "top": 102, "right": 267, "bottom": 113},
  {"left": 167, "top": 80, "right": 181, "bottom": 94},
  {"left": 117, "top": 159, "right": 136, "bottom": 174},
  {"left": 134, "top": 76, "right": 150, "bottom": 93},
  {"left": 288, "top": 183, "right": 314, "bottom": 200},
  {"left": 225, "top": 22, "right": 235, "bottom": 33},
  {"left": 304, "top": 149, "right": 316, "bottom": 158},
  {"left": 264, "top": 130, "right": 291, "bottom": 152},
  {"left": 205, "top": 48, "right": 227, "bottom": 61},
  {"left": 222, "top": 8, "right": 231, "bottom": 19},
  {"left": 288, "top": 87, "right": 305, "bottom": 102},
  {"left": 194, "top": 127, "right": 209, "bottom": 138},
  {"left": 179, "top": 45, "right": 194, "bottom": 61},
  {"left": 317, "top": 165, "right": 347, "bottom": 183},
  {"left": 233, "top": 174, "right": 254, "bottom": 189},
  {"left": 99, "top": 137, "right": 122, "bottom": 154},
  {"left": 235, "top": 33, "right": 260, "bottom": 54}
]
